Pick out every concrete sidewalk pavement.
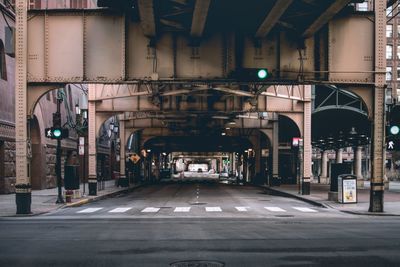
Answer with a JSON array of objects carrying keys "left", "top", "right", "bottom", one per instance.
[
  {"left": 0, "top": 180, "right": 139, "bottom": 217},
  {"left": 265, "top": 181, "right": 400, "bottom": 216}
]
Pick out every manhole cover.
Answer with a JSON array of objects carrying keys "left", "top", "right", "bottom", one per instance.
[
  {"left": 190, "top": 202, "right": 207, "bottom": 205},
  {"left": 170, "top": 260, "right": 225, "bottom": 267}
]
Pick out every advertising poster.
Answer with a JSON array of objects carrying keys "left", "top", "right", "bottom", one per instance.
[{"left": 342, "top": 179, "right": 357, "bottom": 203}]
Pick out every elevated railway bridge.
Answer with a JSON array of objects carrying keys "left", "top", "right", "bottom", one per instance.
[{"left": 14, "top": 0, "right": 387, "bottom": 213}]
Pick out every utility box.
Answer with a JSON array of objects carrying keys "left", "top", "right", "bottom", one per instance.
[
  {"left": 64, "top": 165, "right": 80, "bottom": 190},
  {"left": 338, "top": 174, "right": 357, "bottom": 204}
]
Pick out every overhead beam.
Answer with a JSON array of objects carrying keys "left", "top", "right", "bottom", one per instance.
[
  {"left": 137, "top": 0, "right": 156, "bottom": 37},
  {"left": 255, "top": 0, "right": 293, "bottom": 38},
  {"left": 190, "top": 0, "right": 211, "bottom": 38},
  {"left": 302, "top": 0, "right": 352, "bottom": 38}
]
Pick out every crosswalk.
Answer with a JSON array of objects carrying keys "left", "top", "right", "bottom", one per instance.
[{"left": 75, "top": 206, "right": 322, "bottom": 215}]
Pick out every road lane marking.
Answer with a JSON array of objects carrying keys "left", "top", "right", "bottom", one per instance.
[
  {"left": 205, "top": 207, "right": 222, "bottom": 212},
  {"left": 293, "top": 207, "right": 318, "bottom": 213},
  {"left": 264, "top": 207, "right": 286, "bottom": 212},
  {"left": 235, "top": 207, "right": 249, "bottom": 212},
  {"left": 141, "top": 207, "right": 160, "bottom": 213},
  {"left": 108, "top": 207, "right": 132, "bottom": 213},
  {"left": 174, "top": 207, "right": 191, "bottom": 212},
  {"left": 77, "top": 208, "right": 103, "bottom": 213}
]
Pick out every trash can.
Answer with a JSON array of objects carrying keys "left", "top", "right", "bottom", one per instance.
[
  {"left": 64, "top": 165, "right": 80, "bottom": 190},
  {"left": 338, "top": 174, "right": 357, "bottom": 203}
]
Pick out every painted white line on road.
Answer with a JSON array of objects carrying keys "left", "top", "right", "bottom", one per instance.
[
  {"left": 174, "top": 207, "right": 191, "bottom": 212},
  {"left": 293, "top": 207, "right": 318, "bottom": 213},
  {"left": 264, "top": 207, "right": 286, "bottom": 212},
  {"left": 205, "top": 207, "right": 222, "bottom": 212},
  {"left": 77, "top": 208, "right": 103, "bottom": 213},
  {"left": 235, "top": 207, "right": 249, "bottom": 212},
  {"left": 109, "top": 207, "right": 132, "bottom": 213},
  {"left": 141, "top": 207, "right": 160, "bottom": 213}
]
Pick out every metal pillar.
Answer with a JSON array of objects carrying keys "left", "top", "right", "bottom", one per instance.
[
  {"left": 119, "top": 118, "right": 128, "bottom": 187},
  {"left": 335, "top": 148, "right": 343, "bottom": 163},
  {"left": 88, "top": 85, "right": 97, "bottom": 195},
  {"left": 302, "top": 85, "right": 312, "bottom": 195},
  {"left": 354, "top": 146, "right": 363, "bottom": 188},
  {"left": 370, "top": 0, "right": 386, "bottom": 212},
  {"left": 272, "top": 119, "right": 279, "bottom": 186},
  {"left": 15, "top": 0, "right": 31, "bottom": 214},
  {"left": 321, "top": 150, "right": 328, "bottom": 183}
]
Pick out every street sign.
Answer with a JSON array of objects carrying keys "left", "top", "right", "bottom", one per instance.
[
  {"left": 130, "top": 153, "right": 141, "bottom": 164},
  {"left": 79, "top": 137, "right": 85, "bottom": 145},
  {"left": 78, "top": 145, "right": 85, "bottom": 156}
]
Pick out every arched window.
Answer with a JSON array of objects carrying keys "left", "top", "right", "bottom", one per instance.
[{"left": 0, "top": 40, "right": 7, "bottom": 81}]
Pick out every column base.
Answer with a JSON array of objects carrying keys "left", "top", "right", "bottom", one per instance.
[
  {"left": 118, "top": 175, "right": 129, "bottom": 187},
  {"left": 318, "top": 176, "right": 329, "bottom": 184},
  {"left": 15, "top": 187, "right": 32, "bottom": 214},
  {"left": 301, "top": 181, "right": 310, "bottom": 195},
  {"left": 88, "top": 179, "right": 97, "bottom": 196},
  {"left": 328, "top": 191, "right": 338, "bottom": 201},
  {"left": 357, "top": 179, "right": 364, "bottom": 189},
  {"left": 369, "top": 187, "right": 384, "bottom": 212}
]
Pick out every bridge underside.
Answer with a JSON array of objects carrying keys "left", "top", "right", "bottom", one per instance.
[{"left": 13, "top": 0, "right": 387, "bottom": 214}]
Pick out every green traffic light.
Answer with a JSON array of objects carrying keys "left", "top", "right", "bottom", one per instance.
[
  {"left": 257, "top": 69, "right": 268, "bottom": 79},
  {"left": 390, "top": 125, "right": 400, "bottom": 135},
  {"left": 53, "top": 128, "right": 62, "bottom": 138}
]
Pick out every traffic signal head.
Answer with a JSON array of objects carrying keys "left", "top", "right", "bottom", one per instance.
[
  {"left": 230, "top": 68, "right": 270, "bottom": 81},
  {"left": 45, "top": 127, "right": 69, "bottom": 140},
  {"left": 388, "top": 105, "right": 400, "bottom": 136}
]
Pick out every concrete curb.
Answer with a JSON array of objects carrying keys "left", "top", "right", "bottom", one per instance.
[
  {"left": 260, "top": 185, "right": 327, "bottom": 208},
  {"left": 63, "top": 184, "right": 143, "bottom": 208},
  {"left": 262, "top": 186, "right": 400, "bottom": 216}
]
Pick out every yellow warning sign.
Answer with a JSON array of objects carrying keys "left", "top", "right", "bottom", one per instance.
[{"left": 130, "top": 153, "right": 141, "bottom": 164}]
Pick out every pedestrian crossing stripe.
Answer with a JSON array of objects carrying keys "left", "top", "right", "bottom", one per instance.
[
  {"left": 109, "top": 207, "right": 132, "bottom": 213},
  {"left": 205, "top": 207, "right": 222, "bottom": 212},
  {"left": 174, "top": 207, "right": 191, "bottom": 212},
  {"left": 77, "top": 208, "right": 103, "bottom": 213},
  {"left": 293, "top": 207, "right": 317, "bottom": 212},
  {"left": 264, "top": 207, "right": 286, "bottom": 212},
  {"left": 235, "top": 207, "right": 249, "bottom": 211},
  {"left": 74, "top": 206, "right": 319, "bottom": 214},
  {"left": 141, "top": 207, "right": 160, "bottom": 213}
]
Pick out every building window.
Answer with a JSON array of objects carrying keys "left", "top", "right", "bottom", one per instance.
[
  {"left": 387, "top": 25, "right": 393, "bottom": 37},
  {"left": 397, "top": 67, "right": 400, "bottom": 80},
  {"left": 0, "top": 40, "right": 7, "bottom": 81},
  {"left": 387, "top": 66, "right": 393, "bottom": 81},
  {"left": 387, "top": 45, "right": 393, "bottom": 59},
  {"left": 357, "top": 2, "right": 369, "bottom": 11}
]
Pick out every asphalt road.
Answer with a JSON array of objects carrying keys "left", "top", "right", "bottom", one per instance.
[{"left": 1, "top": 182, "right": 400, "bottom": 267}]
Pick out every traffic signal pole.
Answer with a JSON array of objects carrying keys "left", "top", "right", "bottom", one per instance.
[{"left": 55, "top": 98, "right": 64, "bottom": 204}]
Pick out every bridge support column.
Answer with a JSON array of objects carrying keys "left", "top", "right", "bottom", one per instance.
[
  {"left": 88, "top": 85, "right": 97, "bottom": 196},
  {"left": 335, "top": 148, "right": 343, "bottom": 163},
  {"left": 354, "top": 146, "right": 363, "bottom": 188},
  {"left": 320, "top": 150, "right": 328, "bottom": 184},
  {"left": 272, "top": 119, "right": 279, "bottom": 186},
  {"left": 370, "top": 0, "right": 386, "bottom": 212},
  {"left": 15, "top": 0, "right": 31, "bottom": 214},
  {"left": 119, "top": 118, "right": 128, "bottom": 187},
  {"left": 301, "top": 85, "right": 312, "bottom": 195}
]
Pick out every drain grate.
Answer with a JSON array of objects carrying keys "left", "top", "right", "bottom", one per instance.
[
  {"left": 190, "top": 202, "right": 207, "bottom": 205},
  {"left": 170, "top": 260, "right": 225, "bottom": 267},
  {"left": 274, "top": 214, "right": 295, "bottom": 218}
]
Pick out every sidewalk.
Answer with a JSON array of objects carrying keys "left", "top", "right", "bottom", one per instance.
[
  {"left": 0, "top": 180, "right": 139, "bottom": 217},
  {"left": 265, "top": 181, "right": 400, "bottom": 216}
]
